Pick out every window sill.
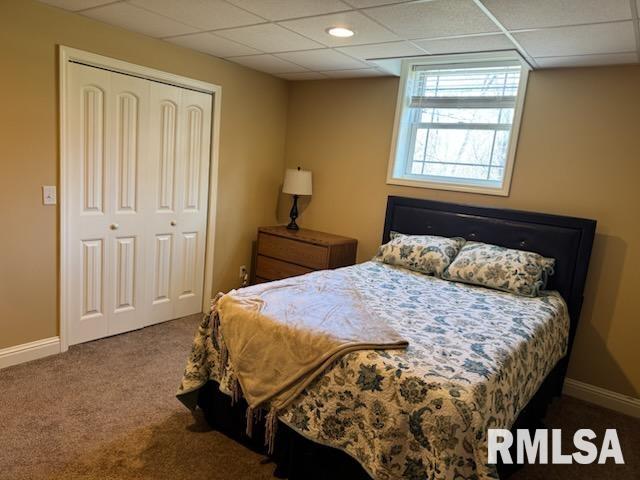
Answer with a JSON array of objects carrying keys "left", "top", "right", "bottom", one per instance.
[{"left": 386, "top": 176, "right": 511, "bottom": 197}]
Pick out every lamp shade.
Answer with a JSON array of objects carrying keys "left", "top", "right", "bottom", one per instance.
[{"left": 282, "top": 168, "right": 312, "bottom": 196}]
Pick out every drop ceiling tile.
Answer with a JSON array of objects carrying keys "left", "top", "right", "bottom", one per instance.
[
  {"left": 129, "top": 0, "right": 263, "bottom": 31},
  {"left": 81, "top": 2, "right": 197, "bottom": 37},
  {"left": 365, "top": 0, "right": 500, "bottom": 39},
  {"left": 226, "top": 0, "right": 351, "bottom": 21},
  {"left": 38, "top": 0, "right": 113, "bottom": 10},
  {"left": 322, "top": 68, "right": 387, "bottom": 78},
  {"left": 277, "top": 72, "right": 329, "bottom": 80},
  {"left": 276, "top": 49, "right": 370, "bottom": 70},
  {"left": 481, "top": 0, "right": 631, "bottom": 30},
  {"left": 280, "top": 11, "right": 399, "bottom": 47},
  {"left": 228, "top": 54, "right": 309, "bottom": 73},
  {"left": 535, "top": 52, "right": 638, "bottom": 68},
  {"left": 215, "top": 23, "right": 323, "bottom": 52},
  {"left": 414, "top": 33, "right": 515, "bottom": 55},
  {"left": 336, "top": 41, "right": 424, "bottom": 60},
  {"left": 344, "top": 0, "right": 408, "bottom": 7},
  {"left": 167, "top": 32, "right": 261, "bottom": 57},
  {"left": 514, "top": 22, "right": 636, "bottom": 57}
]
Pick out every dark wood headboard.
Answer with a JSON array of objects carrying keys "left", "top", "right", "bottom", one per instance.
[{"left": 382, "top": 196, "right": 596, "bottom": 351}]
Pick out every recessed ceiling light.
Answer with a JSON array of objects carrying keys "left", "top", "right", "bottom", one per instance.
[{"left": 326, "top": 26, "right": 355, "bottom": 38}]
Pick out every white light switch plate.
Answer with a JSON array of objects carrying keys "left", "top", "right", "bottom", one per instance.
[{"left": 42, "top": 185, "right": 57, "bottom": 205}]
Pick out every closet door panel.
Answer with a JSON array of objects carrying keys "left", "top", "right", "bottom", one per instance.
[
  {"left": 145, "top": 83, "right": 182, "bottom": 325},
  {"left": 107, "top": 72, "right": 150, "bottom": 336},
  {"left": 172, "top": 89, "right": 212, "bottom": 318},
  {"left": 68, "top": 63, "right": 111, "bottom": 345}
]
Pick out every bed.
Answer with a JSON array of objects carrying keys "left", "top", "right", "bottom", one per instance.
[{"left": 178, "top": 196, "right": 596, "bottom": 480}]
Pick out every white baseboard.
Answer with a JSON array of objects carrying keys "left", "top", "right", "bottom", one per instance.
[
  {"left": 0, "top": 337, "right": 61, "bottom": 370},
  {"left": 563, "top": 378, "right": 640, "bottom": 418}
]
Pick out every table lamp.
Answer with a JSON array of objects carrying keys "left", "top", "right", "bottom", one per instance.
[{"left": 282, "top": 167, "right": 312, "bottom": 230}]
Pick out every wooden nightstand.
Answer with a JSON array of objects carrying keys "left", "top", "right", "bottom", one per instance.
[{"left": 253, "top": 226, "right": 358, "bottom": 284}]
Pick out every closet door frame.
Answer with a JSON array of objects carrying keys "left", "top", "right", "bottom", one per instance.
[{"left": 59, "top": 46, "right": 221, "bottom": 352}]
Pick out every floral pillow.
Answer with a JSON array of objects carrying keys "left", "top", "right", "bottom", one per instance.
[
  {"left": 442, "top": 241, "right": 555, "bottom": 297},
  {"left": 374, "top": 233, "right": 466, "bottom": 277}
]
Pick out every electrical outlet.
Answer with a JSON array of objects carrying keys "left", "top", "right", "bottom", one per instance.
[{"left": 239, "top": 265, "right": 249, "bottom": 287}]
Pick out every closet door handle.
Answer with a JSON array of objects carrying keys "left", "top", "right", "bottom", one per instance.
[{"left": 110, "top": 223, "right": 119, "bottom": 230}]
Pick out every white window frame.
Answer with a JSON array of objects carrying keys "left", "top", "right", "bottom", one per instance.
[{"left": 386, "top": 52, "right": 531, "bottom": 197}]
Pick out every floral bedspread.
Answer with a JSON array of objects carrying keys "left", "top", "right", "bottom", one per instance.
[{"left": 178, "top": 261, "right": 569, "bottom": 480}]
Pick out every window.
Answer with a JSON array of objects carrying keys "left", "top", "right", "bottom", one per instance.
[{"left": 387, "top": 55, "right": 529, "bottom": 196}]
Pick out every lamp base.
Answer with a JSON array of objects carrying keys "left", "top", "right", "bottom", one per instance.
[{"left": 287, "top": 194, "right": 299, "bottom": 230}]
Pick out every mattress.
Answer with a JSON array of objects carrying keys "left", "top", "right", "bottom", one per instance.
[{"left": 178, "top": 261, "right": 569, "bottom": 480}]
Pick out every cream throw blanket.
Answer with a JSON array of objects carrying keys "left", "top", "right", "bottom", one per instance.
[{"left": 218, "top": 271, "right": 408, "bottom": 416}]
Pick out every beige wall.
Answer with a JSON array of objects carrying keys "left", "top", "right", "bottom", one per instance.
[
  {"left": 0, "top": 0, "right": 288, "bottom": 349},
  {"left": 284, "top": 69, "right": 640, "bottom": 398}
]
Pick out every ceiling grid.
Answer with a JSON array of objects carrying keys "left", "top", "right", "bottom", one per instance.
[{"left": 38, "top": 0, "right": 638, "bottom": 79}]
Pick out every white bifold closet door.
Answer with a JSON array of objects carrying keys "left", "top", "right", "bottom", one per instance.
[{"left": 67, "top": 62, "right": 212, "bottom": 345}]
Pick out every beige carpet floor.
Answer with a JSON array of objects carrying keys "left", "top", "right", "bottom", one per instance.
[{"left": 0, "top": 315, "right": 637, "bottom": 479}]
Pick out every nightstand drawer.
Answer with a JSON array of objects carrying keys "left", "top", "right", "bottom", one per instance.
[
  {"left": 257, "top": 233, "right": 328, "bottom": 270},
  {"left": 252, "top": 226, "right": 357, "bottom": 285},
  {"left": 255, "top": 255, "right": 313, "bottom": 281}
]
